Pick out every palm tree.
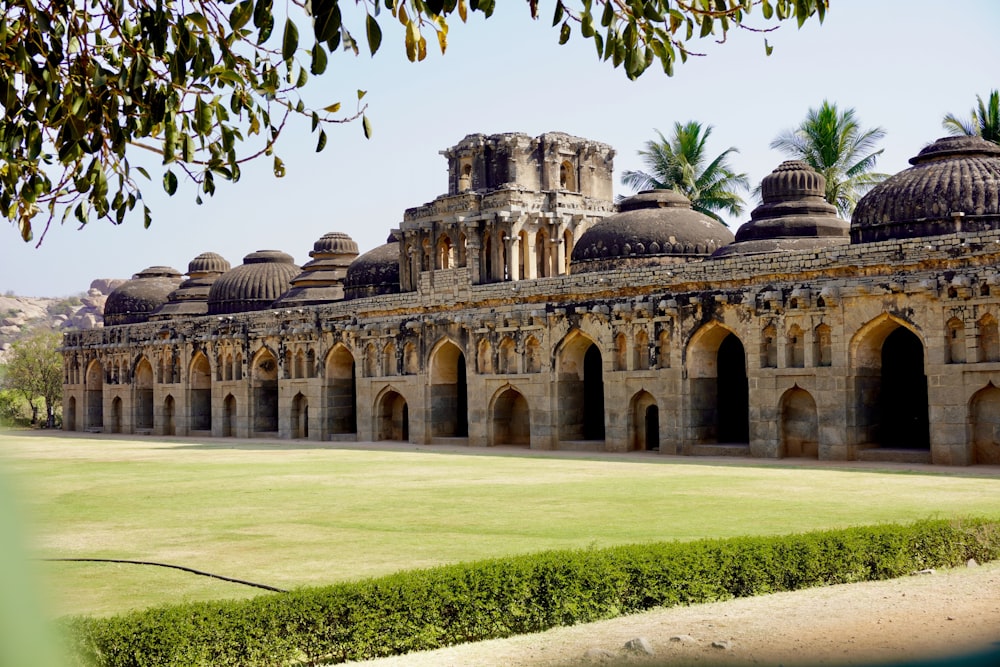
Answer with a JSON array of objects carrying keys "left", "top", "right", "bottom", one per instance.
[
  {"left": 770, "top": 101, "right": 887, "bottom": 218},
  {"left": 943, "top": 90, "right": 1000, "bottom": 145},
  {"left": 621, "top": 121, "right": 749, "bottom": 225}
]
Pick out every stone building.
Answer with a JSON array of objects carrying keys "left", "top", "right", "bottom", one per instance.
[{"left": 61, "top": 132, "right": 1000, "bottom": 465}]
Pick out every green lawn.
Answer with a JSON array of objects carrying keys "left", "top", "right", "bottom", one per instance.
[{"left": 2, "top": 432, "right": 999, "bottom": 618}]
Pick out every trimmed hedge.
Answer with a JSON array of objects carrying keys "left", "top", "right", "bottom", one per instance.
[{"left": 63, "top": 519, "right": 1000, "bottom": 666}]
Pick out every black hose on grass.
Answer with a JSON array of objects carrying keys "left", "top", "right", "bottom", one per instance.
[{"left": 39, "top": 558, "right": 288, "bottom": 593}]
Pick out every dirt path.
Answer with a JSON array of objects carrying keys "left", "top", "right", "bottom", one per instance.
[{"left": 345, "top": 561, "right": 1000, "bottom": 667}]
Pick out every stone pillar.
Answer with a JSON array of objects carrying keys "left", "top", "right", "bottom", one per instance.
[{"left": 464, "top": 224, "right": 482, "bottom": 285}]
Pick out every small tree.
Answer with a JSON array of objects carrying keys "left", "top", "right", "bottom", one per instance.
[{"left": 3, "top": 331, "right": 63, "bottom": 428}]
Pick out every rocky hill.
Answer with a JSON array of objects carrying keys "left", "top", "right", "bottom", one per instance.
[{"left": 0, "top": 279, "right": 126, "bottom": 363}]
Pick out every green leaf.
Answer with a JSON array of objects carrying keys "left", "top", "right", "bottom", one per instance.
[
  {"left": 764, "top": 38, "right": 773, "bottom": 56},
  {"left": 282, "top": 18, "right": 299, "bottom": 61},
  {"left": 163, "top": 170, "right": 178, "bottom": 195},
  {"left": 559, "top": 22, "right": 571, "bottom": 45},
  {"left": 312, "top": 0, "right": 342, "bottom": 42},
  {"left": 311, "top": 42, "right": 328, "bottom": 75},
  {"left": 362, "top": 114, "right": 372, "bottom": 139},
  {"left": 366, "top": 14, "right": 382, "bottom": 56},
  {"left": 229, "top": 0, "right": 253, "bottom": 31},
  {"left": 273, "top": 156, "right": 285, "bottom": 177},
  {"left": 316, "top": 129, "right": 327, "bottom": 152},
  {"left": 357, "top": 89, "right": 367, "bottom": 101}
]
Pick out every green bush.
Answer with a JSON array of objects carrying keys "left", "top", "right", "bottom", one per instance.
[{"left": 62, "top": 519, "right": 1000, "bottom": 667}]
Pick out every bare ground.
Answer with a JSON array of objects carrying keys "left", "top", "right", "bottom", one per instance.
[{"left": 345, "top": 560, "right": 1000, "bottom": 667}]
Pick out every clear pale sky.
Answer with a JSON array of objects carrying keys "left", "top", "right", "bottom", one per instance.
[{"left": 2, "top": 1, "right": 998, "bottom": 297}]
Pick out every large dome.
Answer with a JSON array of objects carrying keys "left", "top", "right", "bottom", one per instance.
[
  {"left": 104, "top": 266, "right": 183, "bottom": 326},
  {"left": 207, "top": 250, "right": 301, "bottom": 315},
  {"left": 851, "top": 136, "right": 1000, "bottom": 243},
  {"left": 275, "top": 232, "right": 359, "bottom": 306},
  {"left": 345, "top": 239, "right": 401, "bottom": 300},
  {"left": 712, "top": 161, "right": 848, "bottom": 258},
  {"left": 571, "top": 190, "right": 734, "bottom": 273}
]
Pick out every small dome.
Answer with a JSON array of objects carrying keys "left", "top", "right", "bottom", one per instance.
[
  {"left": 275, "top": 232, "right": 360, "bottom": 306},
  {"left": 207, "top": 250, "right": 301, "bottom": 315},
  {"left": 345, "top": 240, "right": 401, "bottom": 300},
  {"left": 104, "top": 266, "right": 183, "bottom": 326},
  {"left": 712, "top": 161, "right": 847, "bottom": 258},
  {"left": 151, "top": 253, "right": 231, "bottom": 320},
  {"left": 851, "top": 136, "right": 1000, "bottom": 243},
  {"left": 571, "top": 190, "right": 734, "bottom": 273},
  {"left": 187, "top": 252, "right": 231, "bottom": 276}
]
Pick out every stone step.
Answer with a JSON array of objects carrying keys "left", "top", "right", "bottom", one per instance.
[
  {"left": 857, "top": 448, "right": 932, "bottom": 464},
  {"left": 691, "top": 443, "right": 751, "bottom": 457}
]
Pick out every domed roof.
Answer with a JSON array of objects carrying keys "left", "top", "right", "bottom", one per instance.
[
  {"left": 851, "top": 136, "right": 1000, "bottom": 243},
  {"left": 207, "top": 250, "right": 301, "bottom": 315},
  {"left": 344, "top": 239, "right": 401, "bottom": 300},
  {"left": 104, "top": 266, "right": 184, "bottom": 326},
  {"left": 571, "top": 190, "right": 735, "bottom": 273},
  {"left": 187, "top": 251, "right": 231, "bottom": 276},
  {"left": 712, "top": 161, "right": 848, "bottom": 258},
  {"left": 276, "top": 232, "right": 359, "bottom": 306},
  {"left": 150, "top": 252, "right": 232, "bottom": 320}
]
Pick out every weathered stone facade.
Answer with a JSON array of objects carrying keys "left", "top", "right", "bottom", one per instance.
[{"left": 60, "top": 133, "right": 1000, "bottom": 466}]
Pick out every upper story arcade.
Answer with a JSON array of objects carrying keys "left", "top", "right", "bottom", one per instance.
[{"left": 395, "top": 132, "right": 616, "bottom": 290}]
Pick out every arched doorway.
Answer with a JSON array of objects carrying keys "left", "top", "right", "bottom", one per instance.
[
  {"left": 291, "top": 393, "right": 308, "bottom": 439},
  {"left": 189, "top": 353, "right": 212, "bottom": 431},
  {"left": 163, "top": 395, "right": 176, "bottom": 436},
  {"left": 555, "top": 331, "right": 605, "bottom": 442},
  {"left": 780, "top": 387, "right": 818, "bottom": 458},
  {"left": 223, "top": 394, "right": 236, "bottom": 437},
  {"left": 970, "top": 384, "right": 1000, "bottom": 464},
  {"left": 491, "top": 387, "right": 530, "bottom": 446},
  {"left": 717, "top": 334, "right": 749, "bottom": 443},
  {"left": 429, "top": 340, "right": 468, "bottom": 438},
  {"left": 880, "top": 327, "right": 929, "bottom": 449},
  {"left": 134, "top": 358, "right": 154, "bottom": 430},
  {"left": 376, "top": 390, "right": 409, "bottom": 441},
  {"left": 66, "top": 396, "right": 77, "bottom": 431},
  {"left": 326, "top": 345, "right": 357, "bottom": 435},
  {"left": 687, "top": 326, "right": 748, "bottom": 445},
  {"left": 110, "top": 397, "right": 122, "bottom": 433},
  {"left": 85, "top": 361, "right": 104, "bottom": 430},
  {"left": 252, "top": 349, "right": 279, "bottom": 433},
  {"left": 630, "top": 391, "right": 659, "bottom": 451}
]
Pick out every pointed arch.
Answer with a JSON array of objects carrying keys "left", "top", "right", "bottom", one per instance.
[
  {"left": 291, "top": 392, "right": 309, "bottom": 439},
  {"left": 657, "top": 329, "right": 672, "bottom": 369},
  {"left": 477, "top": 338, "right": 494, "bottom": 374},
  {"left": 761, "top": 323, "right": 778, "bottom": 369},
  {"left": 110, "top": 396, "right": 122, "bottom": 434},
  {"left": 252, "top": 347, "right": 279, "bottom": 433},
  {"left": 374, "top": 387, "right": 409, "bottom": 441},
  {"left": 294, "top": 349, "right": 306, "bottom": 379},
  {"left": 786, "top": 324, "right": 805, "bottom": 368},
  {"left": 970, "top": 384, "right": 1000, "bottom": 464},
  {"left": 554, "top": 329, "right": 604, "bottom": 441},
  {"left": 780, "top": 386, "right": 818, "bottom": 458},
  {"left": 977, "top": 313, "right": 999, "bottom": 362},
  {"left": 629, "top": 390, "right": 659, "bottom": 451},
  {"left": 133, "top": 357, "right": 155, "bottom": 430},
  {"left": 325, "top": 344, "right": 357, "bottom": 435},
  {"left": 524, "top": 335, "right": 541, "bottom": 373},
  {"left": 851, "top": 315, "right": 928, "bottom": 450},
  {"left": 634, "top": 330, "right": 650, "bottom": 371},
  {"left": 66, "top": 396, "right": 77, "bottom": 431},
  {"left": 403, "top": 341, "right": 420, "bottom": 375},
  {"left": 686, "top": 323, "right": 748, "bottom": 444},
  {"left": 382, "top": 340, "right": 397, "bottom": 377},
  {"left": 189, "top": 352, "right": 212, "bottom": 431},
  {"left": 223, "top": 394, "right": 237, "bottom": 437},
  {"left": 946, "top": 317, "right": 966, "bottom": 364},
  {"left": 163, "top": 395, "right": 176, "bottom": 436},
  {"left": 498, "top": 336, "right": 517, "bottom": 375},
  {"left": 364, "top": 341, "right": 378, "bottom": 377},
  {"left": 85, "top": 359, "right": 104, "bottom": 429},
  {"left": 613, "top": 332, "right": 628, "bottom": 371},
  {"left": 429, "top": 338, "right": 468, "bottom": 437},
  {"left": 490, "top": 385, "right": 530, "bottom": 446},
  {"left": 814, "top": 323, "right": 832, "bottom": 367}
]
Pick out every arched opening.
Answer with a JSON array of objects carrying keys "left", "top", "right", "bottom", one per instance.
[
  {"left": 786, "top": 325, "right": 805, "bottom": 368},
  {"left": 814, "top": 324, "right": 832, "bottom": 367},
  {"left": 556, "top": 332, "right": 605, "bottom": 442},
  {"left": 437, "top": 234, "right": 453, "bottom": 269},
  {"left": 630, "top": 391, "right": 658, "bottom": 451},
  {"left": 376, "top": 390, "right": 409, "bottom": 441},
  {"left": 482, "top": 232, "right": 493, "bottom": 283},
  {"left": 535, "top": 228, "right": 551, "bottom": 278},
  {"left": 717, "top": 334, "right": 749, "bottom": 443},
  {"left": 110, "top": 397, "right": 122, "bottom": 434},
  {"left": 657, "top": 329, "right": 671, "bottom": 369},
  {"left": 613, "top": 333, "right": 627, "bottom": 371},
  {"left": 429, "top": 340, "right": 468, "bottom": 437},
  {"left": 687, "top": 326, "right": 748, "bottom": 445},
  {"left": 498, "top": 337, "right": 517, "bottom": 374},
  {"left": 524, "top": 336, "right": 541, "bottom": 373},
  {"left": 491, "top": 387, "right": 530, "bottom": 446},
  {"left": 559, "top": 160, "right": 577, "bottom": 191},
  {"left": 970, "top": 384, "right": 1000, "bottom": 464},
  {"left": 761, "top": 324, "right": 777, "bottom": 368},
  {"left": 291, "top": 392, "right": 308, "bottom": 439},
  {"left": 234, "top": 353, "right": 243, "bottom": 380},
  {"left": 364, "top": 342, "right": 378, "bottom": 378},
  {"left": 382, "top": 341, "right": 397, "bottom": 377},
  {"left": 223, "top": 394, "right": 236, "bottom": 437},
  {"left": 189, "top": 353, "right": 212, "bottom": 431},
  {"left": 477, "top": 338, "right": 494, "bottom": 374},
  {"left": 85, "top": 361, "right": 104, "bottom": 430},
  {"left": 163, "top": 395, "right": 176, "bottom": 436},
  {"left": 780, "top": 387, "right": 818, "bottom": 457},
  {"left": 947, "top": 317, "right": 966, "bottom": 364},
  {"left": 134, "top": 358, "right": 154, "bottom": 430},
  {"left": 326, "top": 345, "right": 357, "bottom": 435},
  {"left": 252, "top": 349, "right": 279, "bottom": 433},
  {"left": 66, "top": 396, "right": 77, "bottom": 431},
  {"left": 563, "top": 229, "right": 574, "bottom": 274},
  {"left": 403, "top": 341, "right": 419, "bottom": 374},
  {"left": 294, "top": 349, "right": 306, "bottom": 379},
  {"left": 634, "top": 330, "right": 650, "bottom": 371},
  {"left": 978, "top": 314, "right": 999, "bottom": 362},
  {"left": 517, "top": 231, "right": 528, "bottom": 280},
  {"left": 880, "top": 327, "right": 929, "bottom": 449}
]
